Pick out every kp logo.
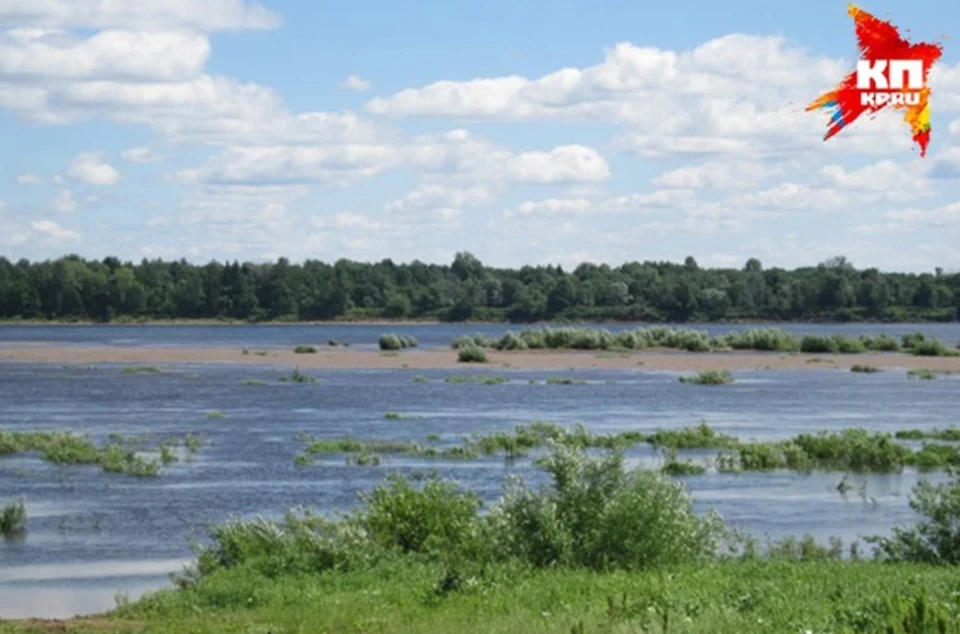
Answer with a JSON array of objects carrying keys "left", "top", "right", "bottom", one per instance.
[{"left": 807, "top": 4, "right": 943, "bottom": 156}]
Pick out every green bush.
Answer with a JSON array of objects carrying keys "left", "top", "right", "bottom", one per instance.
[
  {"left": 487, "top": 446, "right": 725, "bottom": 570},
  {"left": 869, "top": 467, "right": 960, "bottom": 563},
  {"left": 851, "top": 365, "right": 881, "bottom": 373},
  {"left": 379, "top": 334, "right": 404, "bottom": 351},
  {"left": 457, "top": 346, "right": 488, "bottom": 363},
  {"left": 717, "top": 328, "right": 800, "bottom": 352},
  {"left": 294, "top": 345, "right": 318, "bottom": 354},
  {"left": 910, "top": 340, "right": 958, "bottom": 357}
]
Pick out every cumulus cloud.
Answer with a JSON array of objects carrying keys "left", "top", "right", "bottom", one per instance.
[
  {"left": 122, "top": 146, "right": 163, "bottom": 163},
  {"left": 0, "top": 29, "right": 209, "bottom": 80},
  {"left": 16, "top": 172, "right": 41, "bottom": 184},
  {"left": 68, "top": 152, "right": 120, "bottom": 185},
  {"left": 0, "top": 0, "right": 281, "bottom": 32},
  {"left": 30, "top": 219, "right": 79, "bottom": 242},
  {"left": 341, "top": 74, "right": 372, "bottom": 92}
]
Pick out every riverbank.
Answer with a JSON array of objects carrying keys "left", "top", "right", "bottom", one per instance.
[
  {"left": 3, "top": 346, "right": 960, "bottom": 371},
  {"left": 2, "top": 560, "right": 957, "bottom": 634}
]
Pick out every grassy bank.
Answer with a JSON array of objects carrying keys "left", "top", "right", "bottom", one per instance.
[{"left": 7, "top": 444, "right": 960, "bottom": 633}]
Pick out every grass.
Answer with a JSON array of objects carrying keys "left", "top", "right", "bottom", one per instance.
[
  {"left": 679, "top": 369, "right": 734, "bottom": 385},
  {"left": 647, "top": 422, "right": 737, "bottom": 449},
  {"left": 278, "top": 368, "right": 317, "bottom": 383},
  {"left": 0, "top": 498, "right": 26, "bottom": 538},
  {"left": 205, "top": 410, "right": 226, "bottom": 419},
  {"left": 545, "top": 376, "right": 587, "bottom": 385},
  {"left": 851, "top": 364, "right": 881, "bottom": 373},
  {"left": 22, "top": 560, "right": 959, "bottom": 634},
  {"left": 910, "top": 340, "right": 960, "bottom": 357},
  {"left": 0, "top": 429, "right": 176, "bottom": 477},
  {"left": 384, "top": 412, "right": 422, "bottom": 421},
  {"left": 240, "top": 379, "right": 269, "bottom": 386},
  {"left": 294, "top": 345, "right": 318, "bottom": 354},
  {"left": 895, "top": 427, "right": 960, "bottom": 441},
  {"left": 29, "top": 446, "right": 960, "bottom": 634},
  {"left": 444, "top": 374, "right": 504, "bottom": 384},
  {"left": 457, "top": 346, "right": 488, "bottom": 363},
  {"left": 121, "top": 365, "right": 162, "bottom": 374},
  {"left": 413, "top": 375, "right": 429, "bottom": 383}
]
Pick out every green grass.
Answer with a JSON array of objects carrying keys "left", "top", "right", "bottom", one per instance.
[
  {"left": 910, "top": 340, "right": 960, "bottom": 357},
  {"left": 647, "top": 422, "right": 737, "bottom": 449},
  {"left": 907, "top": 368, "right": 944, "bottom": 381},
  {"left": 20, "top": 560, "right": 956, "bottom": 634},
  {"left": 205, "top": 410, "right": 226, "bottom": 419},
  {"left": 384, "top": 412, "right": 422, "bottom": 421},
  {"left": 293, "top": 345, "right": 318, "bottom": 354},
  {"left": 413, "top": 375, "right": 429, "bottom": 383},
  {"left": 121, "top": 365, "right": 162, "bottom": 374},
  {"left": 851, "top": 364, "right": 881, "bottom": 373},
  {"left": 0, "top": 498, "right": 26, "bottom": 538},
  {"left": 240, "top": 379, "right": 269, "bottom": 386},
  {"left": 0, "top": 430, "right": 176, "bottom": 477},
  {"left": 679, "top": 369, "right": 734, "bottom": 385}
]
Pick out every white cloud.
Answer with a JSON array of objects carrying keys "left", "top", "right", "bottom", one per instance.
[
  {"left": 654, "top": 161, "right": 780, "bottom": 190},
  {"left": 0, "top": 0, "right": 281, "bottom": 32},
  {"left": 386, "top": 184, "right": 494, "bottom": 218},
  {"left": 184, "top": 131, "right": 610, "bottom": 188},
  {"left": 341, "top": 74, "right": 372, "bottom": 92},
  {"left": 16, "top": 172, "right": 41, "bottom": 184},
  {"left": 30, "top": 219, "right": 79, "bottom": 242},
  {"left": 0, "top": 29, "right": 209, "bottom": 81},
  {"left": 54, "top": 190, "right": 76, "bottom": 212},
  {"left": 122, "top": 146, "right": 163, "bottom": 163},
  {"left": 68, "top": 152, "right": 120, "bottom": 185},
  {"left": 510, "top": 198, "right": 594, "bottom": 217}
]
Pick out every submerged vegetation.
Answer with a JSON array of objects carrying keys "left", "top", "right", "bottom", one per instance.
[
  {"left": 679, "top": 369, "right": 735, "bottom": 385},
  {"left": 278, "top": 368, "right": 317, "bottom": 383},
  {"left": 0, "top": 429, "right": 207, "bottom": 477},
  {"left": 293, "top": 345, "right": 318, "bottom": 354},
  {"left": 121, "top": 365, "right": 162, "bottom": 374},
  {"left": 851, "top": 364, "right": 882, "bottom": 373},
  {"left": 0, "top": 498, "right": 26, "bottom": 538},
  {"left": 65, "top": 445, "right": 960, "bottom": 634}
]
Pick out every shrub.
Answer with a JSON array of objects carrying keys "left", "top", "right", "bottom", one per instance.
[
  {"left": 679, "top": 370, "right": 734, "bottom": 385},
  {"left": 487, "top": 446, "right": 725, "bottom": 570},
  {"left": 902, "top": 332, "right": 928, "bottom": 349},
  {"left": 800, "top": 335, "right": 838, "bottom": 354},
  {"left": 1, "top": 498, "right": 27, "bottom": 538},
  {"left": 908, "top": 369, "right": 938, "bottom": 380},
  {"left": 294, "top": 345, "right": 318, "bottom": 354},
  {"left": 647, "top": 422, "right": 737, "bottom": 449},
  {"left": 850, "top": 365, "right": 881, "bottom": 373},
  {"left": 911, "top": 339, "right": 957, "bottom": 357},
  {"left": 861, "top": 334, "right": 901, "bottom": 352},
  {"left": 453, "top": 334, "right": 494, "bottom": 350},
  {"left": 869, "top": 467, "right": 960, "bottom": 563},
  {"left": 457, "top": 346, "right": 488, "bottom": 363}
]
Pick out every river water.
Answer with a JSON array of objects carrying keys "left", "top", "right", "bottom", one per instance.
[{"left": 1, "top": 323, "right": 959, "bottom": 618}]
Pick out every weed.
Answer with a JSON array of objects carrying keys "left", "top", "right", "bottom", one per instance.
[
  {"left": 0, "top": 498, "right": 27, "bottom": 538},
  {"left": 457, "top": 346, "right": 488, "bottom": 363},
  {"left": 294, "top": 345, "right": 318, "bottom": 354},
  {"left": 679, "top": 370, "right": 734, "bottom": 385}
]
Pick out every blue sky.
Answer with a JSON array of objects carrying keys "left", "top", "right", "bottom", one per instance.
[{"left": 2, "top": 0, "right": 959, "bottom": 271}]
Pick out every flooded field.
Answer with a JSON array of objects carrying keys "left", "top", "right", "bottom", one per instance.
[{"left": 1, "top": 323, "right": 959, "bottom": 618}]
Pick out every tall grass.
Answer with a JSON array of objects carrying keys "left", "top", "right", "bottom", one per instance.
[{"left": 679, "top": 370, "right": 734, "bottom": 385}]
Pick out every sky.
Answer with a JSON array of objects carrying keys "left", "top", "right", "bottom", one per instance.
[{"left": 1, "top": 0, "right": 960, "bottom": 272}]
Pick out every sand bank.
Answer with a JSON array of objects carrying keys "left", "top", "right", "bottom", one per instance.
[{"left": 2, "top": 346, "right": 960, "bottom": 372}]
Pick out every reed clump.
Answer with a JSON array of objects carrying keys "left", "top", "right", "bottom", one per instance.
[
  {"left": 457, "top": 346, "right": 488, "bottom": 363},
  {"left": 0, "top": 430, "right": 170, "bottom": 477},
  {"left": 679, "top": 370, "right": 734, "bottom": 385}
]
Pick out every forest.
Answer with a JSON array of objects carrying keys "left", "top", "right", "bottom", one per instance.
[{"left": 0, "top": 253, "right": 957, "bottom": 323}]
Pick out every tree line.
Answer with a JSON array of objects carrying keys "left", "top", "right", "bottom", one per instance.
[{"left": 0, "top": 253, "right": 957, "bottom": 323}]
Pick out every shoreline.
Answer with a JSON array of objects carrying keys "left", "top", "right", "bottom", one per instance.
[
  {"left": 1, "top": 318, "right": 957, "bottom": 327},
  {"left": 2, "top": 346, "right": 960, "bottom": 371}
]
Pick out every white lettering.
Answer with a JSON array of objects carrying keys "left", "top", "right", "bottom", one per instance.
[
  {"left": 888, "top": 60, "right": 924, "bottom": 90},
  {"left": 857, "top": 60, "right": 889, "bottom": 90}
]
